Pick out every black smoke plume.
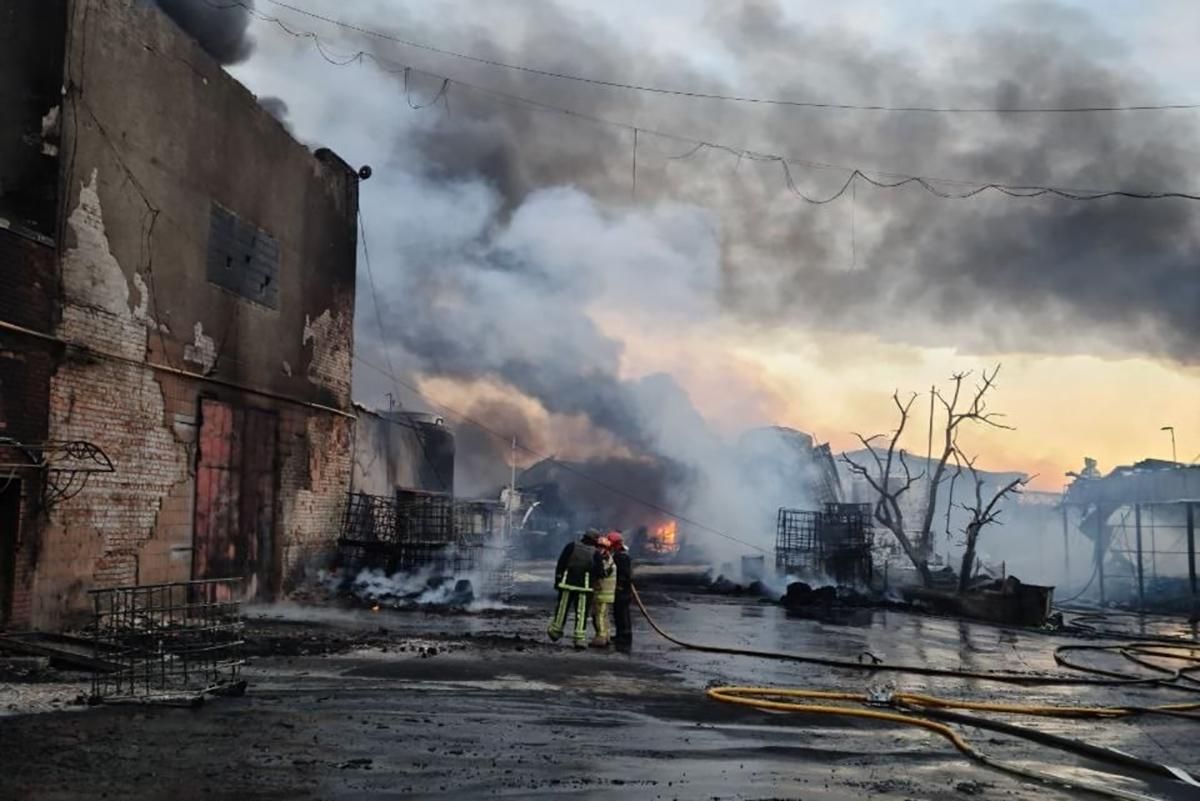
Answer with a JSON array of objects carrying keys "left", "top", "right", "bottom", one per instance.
[
  {"left": 366, "top": 0, "right": 1200, "bottom": 363},
  {"left": 153, "top": 0, "right": 254, "bottom": 65},
  {"left": 333, "top": 1, "right": 1200, "bottom": 545}
]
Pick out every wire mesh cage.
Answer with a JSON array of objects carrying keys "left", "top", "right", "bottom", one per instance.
[
  {"left": 776, "top": 508, "right": 822, "bottom": 574},
  {"left": 820, "top": 503, "right": 875, "bottom": 586},
  {"left": 477, "top": 544, "right": 516, "bottom": 600},
  {"left": 342, "top": 492, "right": 398, "bottom": 545},
  {"left": 88, "top": 578, "right": 245, "bottom": 704},
  {"left": 337, "top": 491, "right": 515, "bottom": 599},
  {"left": 397, "top": 490, "right": 455, "bottom": 544},
  {"left": 776, "top": 504, "right": 875, "bottom": 585}
]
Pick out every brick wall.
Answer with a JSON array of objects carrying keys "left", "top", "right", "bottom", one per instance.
[
  {"left": 30, "top": 167, "right": 189, "bottom": 627},
  {"left": 302, "top": 301, "right": 354, "bottom": 408},
  {"left": 0, "top": 229, "right": 57, "bottom": 628},
  {"left": 278, "top": 410, "right": 352, "bottom": 589},
  {"left": 9, "top": 0, "right": 359, "bottom": 628}
]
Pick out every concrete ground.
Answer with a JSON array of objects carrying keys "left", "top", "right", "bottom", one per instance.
[{"left": 2, "top": 582, "right": 1199, "bottom": 801}]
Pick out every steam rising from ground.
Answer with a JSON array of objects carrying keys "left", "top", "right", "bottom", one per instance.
[{"left": 326, "top": 567, "right": 523, "bottom": 612}]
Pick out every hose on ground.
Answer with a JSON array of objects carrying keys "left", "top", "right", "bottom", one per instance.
[
  {"left": 630, "top": 586, "right": 1199, "bottom": 689},
  {"left": 706, "top": 686, "right": 1186, "bottom": 801},
  {"left": 631, "top": 585, "right": 1200, "bottom": 801}
]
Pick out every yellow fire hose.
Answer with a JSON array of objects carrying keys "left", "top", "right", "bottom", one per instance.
[{"left": 630, "top": 586, "right": 1200, "bottom": 801}]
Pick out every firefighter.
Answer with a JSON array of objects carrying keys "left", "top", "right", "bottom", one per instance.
[
  {"left": 590, "top": 537, "right": 617, "bottom": 648},
  {"left": 608, "top": 531, "right": 634, "bottom": 650},
  {"left": 548, "top": 529, "right": 603, "bottom": 649}
]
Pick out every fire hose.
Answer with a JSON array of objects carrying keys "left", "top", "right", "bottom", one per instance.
[{"left": 630, "top": 586, "right": 1200, "bottom": 800}]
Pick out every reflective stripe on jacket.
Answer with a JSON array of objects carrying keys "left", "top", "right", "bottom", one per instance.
[
  {"left": 595, "top": 552, "right": 617, "bottom": 603},
  {"left": 557, "top": 542, "right": 597, "bottom": 592}
]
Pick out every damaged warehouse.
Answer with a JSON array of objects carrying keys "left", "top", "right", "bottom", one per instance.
[
  {"left": 3, "top": 2, "right": 1200, "bottom": 800},
  {"left": 0, "top": 0, "right": 362, "bottom": 629},
  {"left": 1063, "top": 459, "right": 1199, "bottom": 615}
]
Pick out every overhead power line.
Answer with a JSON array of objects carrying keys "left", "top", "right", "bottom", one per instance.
[
  {"left": 204, "top": 0, "right": 1200, "bottom": 202},
  {"left": 262, "top": 0, "right": 1200, "bottom": 115}
]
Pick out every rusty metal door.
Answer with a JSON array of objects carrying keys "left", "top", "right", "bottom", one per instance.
[{"left": 194, "top": 400, "right": 277, "bottom": 599}]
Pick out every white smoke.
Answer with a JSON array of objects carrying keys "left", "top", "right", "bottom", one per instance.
[
  {"left": 327, "top": 564, "right": 524, "bottom": 612},
  {"left": 230, "top": 6, "right": 823, "bottom": 562}
]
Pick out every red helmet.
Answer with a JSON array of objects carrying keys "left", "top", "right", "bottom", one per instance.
[{"left": 607, "top": 532, "right": 624, "bottom": 548}]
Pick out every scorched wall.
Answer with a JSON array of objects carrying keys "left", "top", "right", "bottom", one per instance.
[{"left": 0, "top": 0, "right": 360, "bottom": 629}]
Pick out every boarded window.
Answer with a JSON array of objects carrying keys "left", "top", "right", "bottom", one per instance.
[{"left": 206, "top": 203, "right": 280, "bottom": 309}]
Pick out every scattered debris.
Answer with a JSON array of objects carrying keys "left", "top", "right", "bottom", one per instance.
[
  {"left": 904, "top": 576, "right": 1054, "bottom": 627},
  {"left": 0, "top": 632, "right": 121, "bottom": 673}
]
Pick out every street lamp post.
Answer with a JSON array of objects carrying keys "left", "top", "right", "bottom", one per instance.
[{"left": 1161, "top": 426, "right": 1177, "bottom": 464}]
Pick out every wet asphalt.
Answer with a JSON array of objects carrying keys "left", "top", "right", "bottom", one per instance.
[{"left": 1, "top": 586, "right": 1199, "bottom": 801}]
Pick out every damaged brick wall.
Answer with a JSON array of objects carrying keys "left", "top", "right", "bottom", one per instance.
[
  {"left": 35, "top": 171, "right": 188, "bottom": 626},
  {"left": 0, "top": 232, "right": 58, "bottom": 627},
  {"left": 7, "top": 0, "right": 359, "bottom": 628},
  {"left": 302, "top": 305, "right": 353, "bottom": 407},
  {"left": 278, "top": 411, "right": 353, "bottom": 589}
]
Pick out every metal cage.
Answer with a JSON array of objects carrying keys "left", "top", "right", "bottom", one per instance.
[
  {"left": 776, "top": 503, "right": 875, "bottom": 585},
  {"left": 87, "top": 578, "right": 244, "bottom": 703},
  {"left": 337, "top": 492, "right": 515, "bottom": 599}
]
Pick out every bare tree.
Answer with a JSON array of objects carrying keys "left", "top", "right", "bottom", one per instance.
[
  {"left": 842, "top": 393, "right": 930, "bottom": 584},
  {"left": 843, "top": 365, "right": 1013, "bottom": 588},
  {"left": 954, "top": 451, "right": 1031, "bottom": 593}
]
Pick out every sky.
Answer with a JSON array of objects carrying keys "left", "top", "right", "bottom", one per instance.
[{"left": 221, "top": 0, "right": 1200, "bottom": 493}]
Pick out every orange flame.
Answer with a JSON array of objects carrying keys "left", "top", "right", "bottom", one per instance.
[{"left": 647, "top": 520, "right": 679, "bottom": 554}]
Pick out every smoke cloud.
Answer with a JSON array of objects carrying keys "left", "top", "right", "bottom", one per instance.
[
  {"left": 153, "top": 0, "right": 255, "bottom": 65},
  {"left": 257, "top": 95, "right": 292, "bottom": 131},
  {"left": 360, "top": 0, "right": 1200, "bottom": 362},
  {"left": 237, "top": 0, "right": 1200, "bottom": 555}
]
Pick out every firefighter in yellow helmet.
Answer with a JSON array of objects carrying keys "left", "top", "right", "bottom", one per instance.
[{"left": 590, "top": 536, "right": 617, "bottom": 648}]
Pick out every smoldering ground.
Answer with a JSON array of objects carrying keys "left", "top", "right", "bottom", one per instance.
[{"left": 235, "top": 1, "right": 1200, "bottom": 551}]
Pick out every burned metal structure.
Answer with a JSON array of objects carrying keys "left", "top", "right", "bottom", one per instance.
[
  {"left": 337, "top": 490, "right": 514, "bottom": 598},
  {"left": 776, "top": 503, "right": 875, "bottom": 585},
  {"left": 1063, "top": 459, "right": 1199, "bottom": 613},
  {"left": 88, "top": 578, "right": 244, "bottom": 703}
]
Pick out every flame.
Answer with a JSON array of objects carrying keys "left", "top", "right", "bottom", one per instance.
[{"left": 647, "top": 520, "right": 679, "bottom": 554}]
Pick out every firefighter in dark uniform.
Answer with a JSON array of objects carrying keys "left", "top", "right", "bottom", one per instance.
[
  {"left": 548, "top": 529, "right": 604, "bottom": 649},
  {"left": 607, "top": 532, "right": 634, "bottom": 650}
]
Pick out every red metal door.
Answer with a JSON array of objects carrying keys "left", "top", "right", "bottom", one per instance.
[
  {"left": 194, "top": 400, "right": 277, "bottom": 599},
  {"left": 241, "top": 408, "right": 278, "bottom": 599}
]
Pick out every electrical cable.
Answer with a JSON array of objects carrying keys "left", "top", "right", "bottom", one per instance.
[
  {"left": 259, "top": 0, "right": 1200, "bottom": 116},
  {"left": 196, "top": 0, "right": 1200, "bottom": 203},
  {"left": 356, "top": 209, "right": 453, "bottom": 493}
]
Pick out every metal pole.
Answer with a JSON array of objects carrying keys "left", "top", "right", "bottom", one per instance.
[
  {"left": 1096, "top": 505, "right": 1106, "bottom": 605},
  {"left": 507, "top": 437, "right": 516, "bottom": 544},
  {"left": 1187, "top": 502, "right": 1197, "bottom": 602},
  {"left": 1162, "top": 426, "right": 1177, "bottom": 464},
  {"left": 1135, "top": 503, "right": 1145, "bottom": 610},
  {"left": 1150, "top": 506, "right": 1158, "bottom": 580},
  {"left": 1061, "top": 503, "right": 1070, "bottom": 587}
]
